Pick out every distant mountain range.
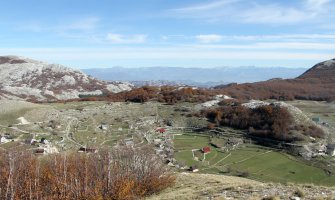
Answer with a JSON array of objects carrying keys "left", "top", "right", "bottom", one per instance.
[{"left": 82, "top": 66, "right": 306, "bottom": 87}]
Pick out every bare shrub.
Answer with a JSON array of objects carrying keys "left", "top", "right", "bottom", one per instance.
[{"left": 0, "top": 146, "right": 174, "bottom": 200}]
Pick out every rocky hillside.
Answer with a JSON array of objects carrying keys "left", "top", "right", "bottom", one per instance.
[
  {"left": 0, "top": 56, "right": 132, "bottom": 101},
  {"left": 147, "top": 173, "right": 335, "bottom": 200},
  {"left": 298, "top": 58, "right": 335, "bottom": 80}
]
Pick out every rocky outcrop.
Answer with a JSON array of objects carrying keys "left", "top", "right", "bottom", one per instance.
[{"left": 0, "top": 56, "right": 133, "bottom": 101}]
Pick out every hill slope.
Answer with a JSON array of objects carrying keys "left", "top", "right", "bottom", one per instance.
[
  {"left": 298, "top": 58, "right": 335, "bottom": 80},
  {"left": 215, "top": 58, "right": 335, "bottom": 101},
  {"left": 0, "top": 56, "right": 132, "bottom": 101},
  {"left": 147, "top": 173, "right": 335, "bottom": 200}
]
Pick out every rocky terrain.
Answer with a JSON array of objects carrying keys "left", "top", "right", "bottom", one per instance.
[
  {"left": 147, "top": 173, "right": 335, "bottom": 200},
  {"left": 0, "top": 56, "right": 132, "bottom": 101}
]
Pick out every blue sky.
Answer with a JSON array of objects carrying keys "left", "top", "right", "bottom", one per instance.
[{"left": 0, "top": 0, "right": 335, "bottom": 68}]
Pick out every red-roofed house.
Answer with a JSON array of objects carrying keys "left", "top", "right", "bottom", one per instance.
[
  {"left": 202, "top": 146, "right": 211, "bottom": 154},
  {"left": 156, "top": 128, "right": 166, "bottom": 133}
]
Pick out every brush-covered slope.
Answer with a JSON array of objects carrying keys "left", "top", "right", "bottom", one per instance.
[
  {"left": 0, "top": 56, "right": 132, "bottom": 101},
  {"left": 215, "top": 58, "right": 335, "bottom": 101},
  {"left": 298, "top": 58, "right": 335, "bottom": 80}
]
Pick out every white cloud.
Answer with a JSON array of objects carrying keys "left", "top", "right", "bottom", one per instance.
[
  {"left": 106, "top": 33, "right": 147, "bottom": 44},
  {"left": 204, "top": 34, "right": 335, "bottom": 41},
  {"left": 1, "top": 47, "right": 333, "bottom": 61},
  {"left": 62, "top": 17, "right": 100, "bottom": 31},
  {"left": 306, "top": 0, "right": 331, "bottom": 12},
  {"left": 20, "top": 17, "right": 101, "bottom": 33},
  {"left": 174, "top": 0, "right": 239, "bottom": 12},
  {"left": 192, "top": 42, "right": 335, "bottom": 50},
  {"left": 171, "top": 0, "right": 335, "bottom": 25},
  {"left": 191, "top": 34, "right": 335, "bottom": 47},
  {"left": 239, "top": 4, "right": 308, "bottom": 24},
  {"left": 195, "top": 34, "right": 223, "bottom": 43}
]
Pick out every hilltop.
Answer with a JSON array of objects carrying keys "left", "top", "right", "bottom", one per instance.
[
  {"left": 298, "top": 58, "right": 335, "bottom": 80},
  {"left": 0, "top": 56, "right": 132, "bottom": 101},
  {"left": 215, "top": 58, "right": 335, "bottom": 101}
]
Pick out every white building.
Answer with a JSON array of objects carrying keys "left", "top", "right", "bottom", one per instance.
[
  {"left": 327, "top": 144, "right": 335, "bottom": 156},
  {"left": 1, "top": 136, "right": 10, "bottom": 144}
]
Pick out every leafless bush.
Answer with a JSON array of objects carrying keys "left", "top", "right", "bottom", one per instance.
[{"left": 0, "top": 146, "right": 174, "bottom": 200}]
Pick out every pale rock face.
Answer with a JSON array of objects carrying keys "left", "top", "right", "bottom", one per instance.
[
  {"left": 0, "top": 56, "right": 133, "bottom": 101},
  {"left": 106, "top": 82, "right": 133, "bottom": 93},
  {"left": 201, "top": 100, "right": 220, "bottom": 108},
  {"left": 242, "top": 100, "right": 270, "bottom": 109},
  {"left": 242, "top": 100, "right": 317, "bottom": 127},
  {"left": 60, "top": 75, "right": 76, "bottom": 86},
  {"left": 319, "top": 59, "right": 335, "bottom": 68},
  {"left": 17, "top": 117, "right": 30, "bottom": 125}
]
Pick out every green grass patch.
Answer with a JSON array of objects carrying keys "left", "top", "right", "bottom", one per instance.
[{"left": 173, "top": 132, "right": 335, "bottom": 186}]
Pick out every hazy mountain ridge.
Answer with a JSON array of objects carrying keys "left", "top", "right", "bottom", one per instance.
[
  {"left": 0, "top": 56, "right": 132, "bottom": 101},
  {"left": 83, "top": 66, "right": 306, "bottom": 85}
]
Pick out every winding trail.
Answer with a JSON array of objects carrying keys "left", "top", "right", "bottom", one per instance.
[{"left": 65, "top": 118, "right": 83, "bottom": 147}]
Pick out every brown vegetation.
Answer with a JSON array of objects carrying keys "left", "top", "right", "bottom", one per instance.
[
  {"left": 50, "top": 86, "right": 213, "bottom": 104},
  {"left": 203, "top": 104, "right": 324, "bottom": 142},
  {"left": 214, "top": 78, "right": 335, "bottom": 101},
  {"left": 0, "top": 147, "right": 174, "bottom": 200}
]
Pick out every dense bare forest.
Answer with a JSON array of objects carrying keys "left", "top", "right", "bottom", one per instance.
[
  {"left": 0, "top": 147, "right": 174, "bottom": 200},
  {"left": 203, "top": 103, "right": 325, "bottom": 142},
  {"left": 216, "top": 59, "right": 335, "bottom": 101},
  {"left": 215, "top": 78, "right": 335, "bottom": 101}
]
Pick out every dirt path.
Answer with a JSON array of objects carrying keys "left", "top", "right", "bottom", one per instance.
[
  {"left": 223, "top": 150, "right": 272, "bottom": 167},
  {"left": 0, "top": 124, "right": 29, "bottom": 134},
  {"left": 65, "top": 118, "right": 83, "bottom": 147}
]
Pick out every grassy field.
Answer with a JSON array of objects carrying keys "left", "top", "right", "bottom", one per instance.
[
  {"left": 174, "top": 133, "right": 335, "bottom": 186},
  {"left": 287, "top": 100, "right": 335, "bottom": 130}
]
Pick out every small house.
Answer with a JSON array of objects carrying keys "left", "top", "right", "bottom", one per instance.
[
  {"left": 156, "top": 128, "right": 166, "bottom": 133},
  {"left": 99, "top": 123, "right": 108, "bottom": 131},
  {"left": 125, "top": 140, "right": 134, "bottom": 147},
  {"left": 0, "top": 136, "right": 10, "bottom": 144},
  {"left": 312, "top": 117, "right": 320, "bottom": 123},
  {"left": 202, "top": 146, "right": 211, "bottom": 154},
  {"left": 30, "top": 139, "right": 38, "bottom": 145},
  {"left": 327, "top": 144, "right": 335, "bottom": 156},
  {"left": 78, "top": 147, "right": 96, "bottom": 153},
  {"left": 34, "top": 148, "right": 45, "bottom": 155},
  {"left": 40, "top": 138, "right": 49, "bottom": 144},
  {"left": 189, "top": 165, "right": 199, "bottom": 172}
]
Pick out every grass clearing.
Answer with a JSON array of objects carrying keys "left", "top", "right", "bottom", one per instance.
[{"left": 173, "top": 132, "right": 335, "bottom": 186}]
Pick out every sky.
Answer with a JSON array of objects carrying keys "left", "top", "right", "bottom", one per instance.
[{"left": 0, "top": 0, "right": 335, "bottom": 69}]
